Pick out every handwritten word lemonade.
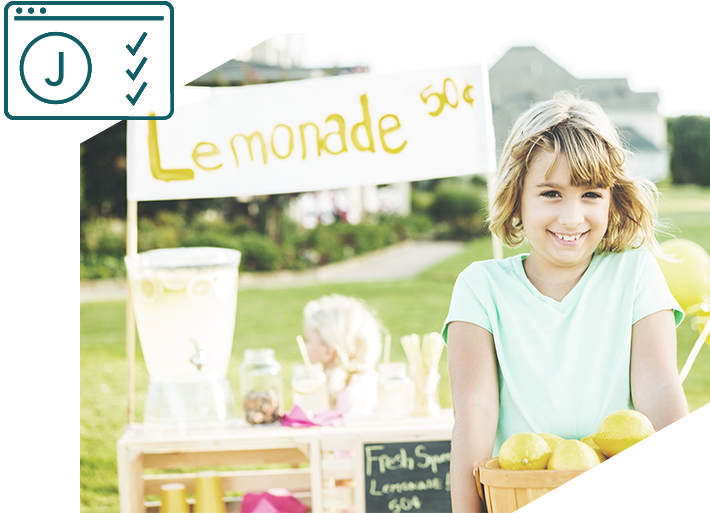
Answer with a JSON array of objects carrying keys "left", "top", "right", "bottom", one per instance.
[{"left": 125, "top": 247, "right": 241, "bottom": 431}]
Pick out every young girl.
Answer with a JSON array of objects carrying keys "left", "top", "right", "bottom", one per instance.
[
  {"left": 302, "top": 294, "right": 383, "bottom": 416},
  {"left": 444, "top": 92, "right": 689, "bottom": 511}
]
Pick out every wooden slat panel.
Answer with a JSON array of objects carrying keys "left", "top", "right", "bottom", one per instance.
[
  {"left": 323, "top": 486, "right": 355, "bottom": 511},
  {"left": 321, "top": 458, "right": 355, "bottom": 480},
  {"left": 321, "top": 435, "right": 357, "bottom": 452},
  {"left": 117, "top": 443, "right": 145, "bottom": 513},
  {"left": 308, "top": 436, "right": 323, "bottom": 513},
  {"left": 489, "top": 486, "right": 518, "bottom": 513},
  {"left": 145, "top": 493, "right": 313, "bottom": 513},
  {"left": 143, "top": 468, "right": 312, "bottom": 495},
  {"left": 143, "top": 448, "right": 308, "bottom": 469}
]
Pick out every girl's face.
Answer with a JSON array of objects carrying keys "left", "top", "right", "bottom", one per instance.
[
  {"left": 520, "top": 150, "right": 610, "bottom": 274},
  {"left": 304, "top": 325, "right": 335, "bottom": 366}
]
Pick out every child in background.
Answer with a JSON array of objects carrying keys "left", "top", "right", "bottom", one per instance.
[
  {"left": 444, "top": 92, "right": 689, "bottom": 512},
  {"left": 303, "top": 294, "right": 383, "bottom": 416}
]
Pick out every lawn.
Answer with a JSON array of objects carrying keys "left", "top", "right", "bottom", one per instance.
[{"left": 80, "top": 185, "right": 710, "bottom": 513}]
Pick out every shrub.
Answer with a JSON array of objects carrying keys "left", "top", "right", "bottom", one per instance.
[
  {"left": 79, "top": 205, "right": 473, "bottom": 279},
  {"left": 307, "top": 224, "right": 347, "bottom": 265},
  {"left": 411, "top": 189, "right": 435, "bottom": 214},
  {"left": 668, "top": 116, "right": 710, "bottom": 186},
  {"left": 428, "top": 187, "right": 485, "bottom": 222},
  {"left": 81, "top": 217, "right": 125, "bottom": 256},
  {"left": 236, "top": 232, "right": 282, "bottom": 271},
  {"left": 80, "top": 254, "right": 125, "bottom": 280},
  {"left": 427, "top": 184, "right": 488, "bottom": 240},
  {"left": 137, "top": 212, "right": 186, "bottom": 251},
  {"left": 182, "top": 231, "right": 240, "bottom": 251}
]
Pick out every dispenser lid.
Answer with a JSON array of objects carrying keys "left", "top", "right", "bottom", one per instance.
[{"left": 125, "top": 247, "right": 241, "bottom": 271}]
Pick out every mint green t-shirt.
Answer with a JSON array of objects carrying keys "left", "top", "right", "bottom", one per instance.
[{"left": 442, "top": 248, "right": 683, "bottom": 456}]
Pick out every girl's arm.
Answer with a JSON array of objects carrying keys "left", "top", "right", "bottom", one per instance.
[
  {"left": 630, "top": 310, "right": 689, "bottom": 430},
  {"left": 447, "top": 321, "right": 499, "bottom": 513}
]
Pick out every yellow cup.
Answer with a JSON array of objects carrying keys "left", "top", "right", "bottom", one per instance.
[
  {"left": 194, "top": 471, "right": 226, "bottom": 513},
  {"left": 159, "top": 483, "right": 189, "bottom": 513}
]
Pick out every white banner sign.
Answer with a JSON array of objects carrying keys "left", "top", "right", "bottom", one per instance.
[{"left": 127, "top": 64, "right": 495, "bottom": 201}]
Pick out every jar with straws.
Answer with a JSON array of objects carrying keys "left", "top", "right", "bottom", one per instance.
[{"left": 401, "top": 333, "right": 445, "bottom": 417}]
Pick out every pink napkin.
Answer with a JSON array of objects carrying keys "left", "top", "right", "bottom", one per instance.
[
  {"left": 241, "top": 489, "right": 308, "bottom": 513},
  {"left": 281, "top": 405, "right": 345, "bottom": 428}
]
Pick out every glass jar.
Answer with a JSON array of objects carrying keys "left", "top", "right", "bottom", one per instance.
[
  {"left": 239, "top": 348, "right": 283, "bottom": 425},
  {"left": 377, "top": 363, "right": 412, "bottom": 420},
  {"left": 411, "top": 370, "right": 440, "bottom": 417},
  {"left": 291, "top": 362, "right": 329, "bottom": 415}
]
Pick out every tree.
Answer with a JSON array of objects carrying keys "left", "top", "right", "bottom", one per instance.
[
  {"left": 80, "top": 121, "right": 127, "bottom": 221},
  {"left": 667, "top": 116, "right": 710, "bottom": 186},
  {"left": 80, "top": 121, "right": 245, "bottom": 223}
]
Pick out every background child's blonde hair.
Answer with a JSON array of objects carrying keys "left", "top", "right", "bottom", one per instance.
[
  {"left": 303, "top": 294, "right": 383, "bottom": 401},
  {"left": 488, "top": 91, "right": 664, "bottom": 255}
]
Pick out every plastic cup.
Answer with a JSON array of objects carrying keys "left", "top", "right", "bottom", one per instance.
[
  {"left": 291, "top": 362, "right": 329, "bottom": 414},
  {"left": 194, "top": 470, "right": 226, "bottom": 513},
  {"left": 159, "top": 483, "right": 189, "bottom": 513}
]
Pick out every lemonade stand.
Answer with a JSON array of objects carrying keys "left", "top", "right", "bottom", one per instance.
[{"left": 118, "top": 63, "right": 497, "bottom": 512}]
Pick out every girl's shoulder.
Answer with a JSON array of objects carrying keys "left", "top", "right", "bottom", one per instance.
[
  {"left": 460, "top": 253, "right": 525, "bottom": 278},
  {"left": 594, "top": 246, "right": 652, "bottom": 268}
]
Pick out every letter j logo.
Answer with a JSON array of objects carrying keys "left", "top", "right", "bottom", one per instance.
[{"left": 20, "top": 32, "right": 92, "bottom": 105}]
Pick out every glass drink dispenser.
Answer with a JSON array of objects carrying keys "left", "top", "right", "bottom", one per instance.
[{"left": 125, "top": 247, "right": 241, "bottom": 434}]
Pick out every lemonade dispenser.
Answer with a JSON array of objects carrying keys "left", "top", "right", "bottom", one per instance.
[{"left": 125, "top": 247, "right": 241, "bottom": 434}]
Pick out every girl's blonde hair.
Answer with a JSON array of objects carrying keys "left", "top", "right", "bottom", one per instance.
[
  {"left": 303, "top": 294, "right": 383, "bottom": 402},
  {"left": 488, "top": 91, "right": 663, "bottom": 255}
]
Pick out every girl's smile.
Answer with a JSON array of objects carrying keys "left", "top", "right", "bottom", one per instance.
[
  {"left": 549, "top": 230, "right": 587, "bottom": 244},
  {"left": 520, "top": 150, "right": 610, "bottom": 284}
]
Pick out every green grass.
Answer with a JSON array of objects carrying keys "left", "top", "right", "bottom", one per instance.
[{"left": 81, "top": 185, "right": 710, "bottom": 512}]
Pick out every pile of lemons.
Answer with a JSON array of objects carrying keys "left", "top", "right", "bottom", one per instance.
[{"left": 498, "top": 410, "right": 655, "bottom": 471}]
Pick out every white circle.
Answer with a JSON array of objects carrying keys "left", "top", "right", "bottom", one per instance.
[{"left": 21, "top": 34, "right": 90, "bottom": 103}]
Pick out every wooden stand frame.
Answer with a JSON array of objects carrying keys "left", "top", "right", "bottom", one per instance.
[
  {"left": 117, "top": 411, "right": 454, "bottom": 513},
  {"left": 126, "top": 199, "right": 138, "bottom": 425},
  {"left": 117, "top": 424, "right": 322, "bottom": 513}
]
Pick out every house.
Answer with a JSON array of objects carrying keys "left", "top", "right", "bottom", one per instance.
[{"left": 489, "top": 46, "right": 669, "bottom": 182}]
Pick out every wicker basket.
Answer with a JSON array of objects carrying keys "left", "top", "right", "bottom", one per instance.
[{"left": 474, "top": 445, "right": 675, "bottom": 513}]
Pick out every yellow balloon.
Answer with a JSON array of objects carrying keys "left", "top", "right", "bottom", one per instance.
[{"left": 656, "top": 239, "right": 710, "bottom": 314}]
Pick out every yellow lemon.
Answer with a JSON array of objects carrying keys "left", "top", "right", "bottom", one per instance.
[
  {"left": 537, "top": 432, "right": 565, "bottom": 452},
  {"left": 581, "top": 434, "right": 608, "bottom": 462},
  {"left": 547, "top": 440, "right": 600, "bottom": 470},
  {"left": 498, "top": 433, "right": 552, "bottom": 470},
  {"left": 604, "top": 454, "right": 641, "bottom": 467},
  {"left": 594, "top": 410, "right": 655, "bottom": 458}
]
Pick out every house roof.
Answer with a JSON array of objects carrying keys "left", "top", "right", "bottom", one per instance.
[
  {"left": 617, "top": 125, "right": 659, "bottom": 152},
  {"left": 489, "top": 46, "right": 661, "bottom": 153}
]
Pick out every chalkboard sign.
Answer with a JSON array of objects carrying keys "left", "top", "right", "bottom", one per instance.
[{"left": 364, "top": 440, "right": 452, "bottom": 513}]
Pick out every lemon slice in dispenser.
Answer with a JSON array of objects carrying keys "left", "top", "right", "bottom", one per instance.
[
  {"left": 186, "top": 273, "right": 215, "bottom": 300},
  {"left": 158, "top": 269, "right": 193, "bottom": 291},
  {"left": 136, "top": 276, "right": 163, "bottom": 303}
]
